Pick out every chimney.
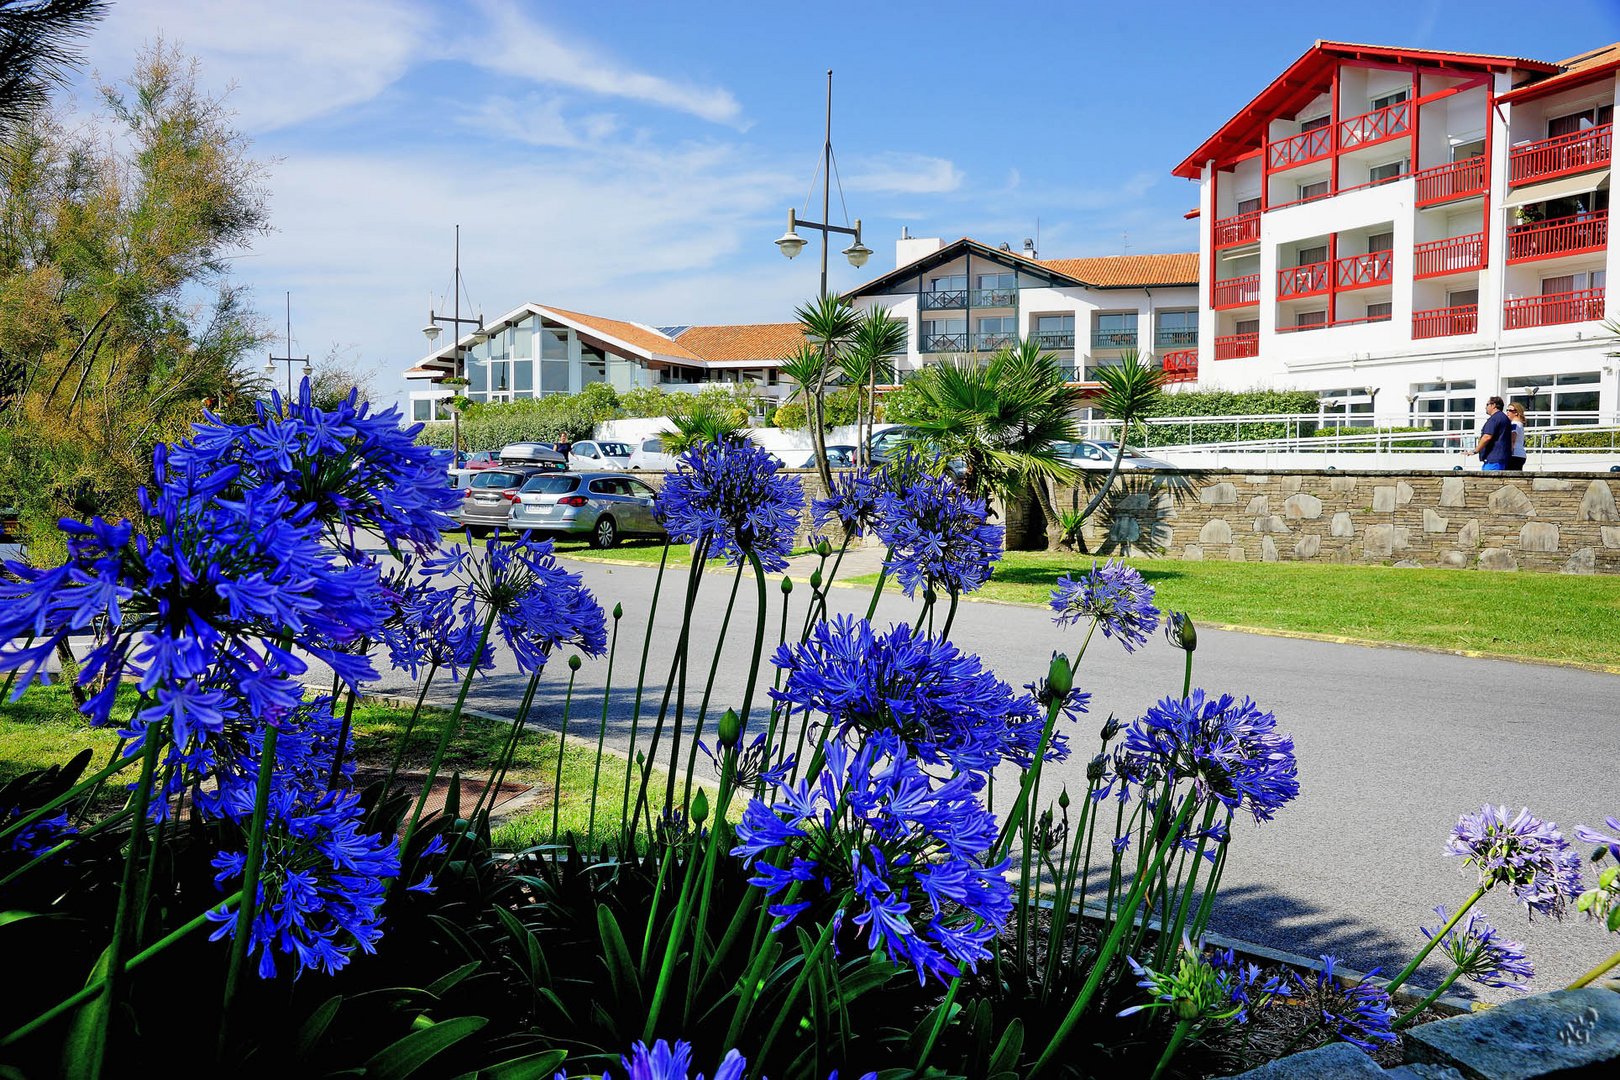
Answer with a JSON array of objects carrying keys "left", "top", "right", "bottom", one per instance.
[
  {"left": 1022, "top": 237, "right": 1037, "bottom": 259},
  {"left": 895, "top": 233, "right": 945, "bottom": 270}
]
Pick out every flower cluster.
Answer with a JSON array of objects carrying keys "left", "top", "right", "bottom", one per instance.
[
  {"left": 1050, "top": 561, "right": 1161, "bottom": 653},
  {"left": 378, "top": 573, "right": 493, "bottom": 680},
  {"left": 656, "top": 440, "right": 805, "bottom": 573},
  {"left": 1420, "top": 906, "right": 1534, "bottom": 990},
  {"left": 732, "top": 739, "right": 1011, "bottom": 985},
  {"left": 1118, "top": 691, "right": 1299, "bottom": 823},
  {"left": 771, "top": 615, "right": 1070, "bottom": 776},
  {"left": 1120, "top": 938, "right": 1285, "bottom": 1026},
  {"left": 2, "top": 806, "right": 75, "bottom": 858},
  {"left": 557, "top": 1039, "right": 876, "bottom": 1080},
  {"left": 812, "top": 470, "right": 881, "bottom": 538},
  {"left": 873, "top": 470, "right": 1002, "bottom": 597},
  {"left": 1445, "top": 805, "right": 1584, "bottom": 919},
  {"left": 1292, "top": 955, "right": 1395, "bottom": 1053}
]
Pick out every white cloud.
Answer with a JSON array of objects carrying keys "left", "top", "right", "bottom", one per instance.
[{"left": 843, "top": 152, "right": 962, "bottom": 195}]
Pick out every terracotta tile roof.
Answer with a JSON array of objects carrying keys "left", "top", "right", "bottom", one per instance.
[
  {"left": 1502, "top": 41, "right": 1620, "bottom": 102},
  {"left": 1038, "top": 253, "right": 1200, "bottom": 287},
  {"left": 675, "top": 322, "right": 807, "bottom": 362},
  {"left": 540, "top": 305, "right": 701, "bottom": 361}
]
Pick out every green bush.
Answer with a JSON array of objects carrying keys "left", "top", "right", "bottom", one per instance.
[
  {"left": 1134, "top": 387, "right": 1323, "bottom": 446},
  {"left": 1540, "top": 429, "right": 1618, "bottom": 452}
]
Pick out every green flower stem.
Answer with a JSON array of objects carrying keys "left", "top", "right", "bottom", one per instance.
[
  {"left": 621, "top": 539, "right": 673, "bottom": 834},
  {"left": 993, "top": 674, "right": 1072, "bottom": 859},
  {"left": 0, "top": 805, "right": 136, "bottom": 889},
  {"left": 940, "top": 588, "right": 961, "bottom": 640},
  {"left": 862, "top": 546, "right": 894, "bottom": 621},
  {"left": 1567, "top": 944, "right": 1620, "bottom": 989},
  {"left": 550, "top": 662, "right": 581, "bottom": 843},
  {"left": 1014, "top": 758, "right": 1049, "bottom": 975},
  {"left": 796, "top": 542, "right": 832, "bottom": 643},
  {"left": 642, "top": 823, "right": 709, "bottom": 1040},
  {"left": 737, "top": 554, "right": 769, "bottom": 730},
  {"left": 682, "top": 747, "right": 739, "bottom": 1023},
  {"left": 1151, "top": 1019, "right": 1194, "bottom": 1080},
  {"left": 1, "top": 890, "right": 242, "bottom": 1049},
  {"left": 1031, "top": 794, "right": 1200, "bottom": 1077},
  {"left": 638, "top": 847, "right": 676, "bottom": 975},
  {"left": 755, "top": 913, "right": 842, "bottom": 1068},
  {"left": 586, "top": 614, "right": 622, "bottom": 842},
  {"left": 1156, "top": 800, "right": 1221, "bottom": 971},
  {"left": 471, "top": 665, "right": 543, "bottom": 823},
  {"left": 693, "top": 883, "right": 761, "bottom": 1002},
  {"left": 682, "top": 561, "right": 744, "bottom": 814},
  {"left": 1384, "top": 886, "right": 1486, "bottom": 995},
  {"left": 1, "top": 710, "right": 143, "bottom": 848},
  {"left": 401, "top": 611, "right": 497, "bottom": 858},
  {"left": 1189, "top": 815, "right": 1233, "bottom": 940},
  {"left": 631, "top": 538, "right": 709, "bottom": 839},
  {"left": 1045, "top": 779, "right": 1101, "bottom": 996},
  {"left": 805, "top": 535, "right": 850, "bottom": 633},
  {"left": 761, "top": 580, "right": 794, "bottom": 793},
  {"left": 326, "top": 672, "right": 364, "bottom": 786},
  {"left": 72, "top": 737, "right": 129, "bottom": 828},
  {"left": 384, "top": 661, "right": 439, "bottom": 795},
  {"left": 1395, "top": 966, "right": 1465, "bottom": 1028},
  {"left": 219, "top": 722, "right": 277, "bottom": 1058}
]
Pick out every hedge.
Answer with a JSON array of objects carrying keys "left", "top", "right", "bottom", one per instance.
[{"left": 1133, "top": 388, "right": 1323, "bottom": 447}]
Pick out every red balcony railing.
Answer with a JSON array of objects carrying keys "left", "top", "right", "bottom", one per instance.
[
  {"left": 1212, "top": 211, "right": 1260, "bottom": 248},
  {"left": 1338, "top": 100, "right": 1411, "bottom": 151},
  {"left": 1503, "top": 287, "right": 1606, "bottom": 329},
  {"left": 1413, "top": 157, "right": 1487, "bottom": 206},
  {"left": 1509, "top": 123, "right": 1612, "bottom": 185},
  {"left": 1277, "top": 259, "right": 1330, "bottom": 299},
  {"left": 1212, "top": 273, "right": 1260, "bottom": 308},
  {"left": 1412, "top": 304, "right": 1479, "bottom": 339},
  {"left": 1414, "top": 232, "right": 1486, "bottom": 278},
  {"left": 1334, "top": 250, "right": 1394, "bottom": 289},
  {"left": 1213, "top": 333, "right": 1258, "bottom": 360},
  {"left": 1160, "top": 349, "right": 1198, "bottom": 383},
  {"left": 1267, "top": 126, "right": 1333, "bottom": 170},
  {"left": 1506, "top": 211, "right": 1609, "bottom": 262}
]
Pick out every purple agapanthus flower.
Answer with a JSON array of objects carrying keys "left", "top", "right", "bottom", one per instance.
[
  {"left": 655, "top": 439, "right": 805, "bottom": 573},
  {"left": 731, "top": 739, "right": 1011, "bottom": 986},
  {"left": 1119, "top": 691, "right": 1299, "bottom": 823},
  {"left": 1292, "top": 955, "right": 1396, "bottom": 1053},
  {"left": 813, "top": 470, "right": 881, "bottom": 538},
  {"left": 1421, "top": 906, "right": 1534, "bottom": 990},
  {"left": 1445, "top": 805, "right": 1585, "bottom": 919},
  {"left": 1575, "top": 816, "right": 1620, "bottom": 862},
  {"left": 1049, "top": 561, "right": 1161, "bottom": 652},
  {"left": 873, "top": 470, "right": 1002, "bottom": 597}
]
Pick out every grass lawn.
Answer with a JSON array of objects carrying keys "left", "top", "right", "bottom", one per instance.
[
  {"left": 1, "top": 685, "right": 671, "bottom": 851},
  {"left": 854, "top": 553, "right": 1620, "bottom": 668}
]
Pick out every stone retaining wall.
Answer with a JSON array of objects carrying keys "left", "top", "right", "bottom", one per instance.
[{"left": 1057, "top": 470, "right": 1620, "bottom": 575}]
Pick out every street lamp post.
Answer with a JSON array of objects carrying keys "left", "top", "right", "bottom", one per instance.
[
  {"left": 422, "top": 225, "right": 484, "bottom": 465},
  {"left": 773, "top": 70, "right": 872, "bottom": 298},
  {"left": 264, "top": 291, "right": 311, "bottom": 402}
]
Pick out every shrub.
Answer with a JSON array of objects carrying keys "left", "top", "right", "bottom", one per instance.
[{"left": 1136, "top": 387, "right": 1323, "bottom": 447}]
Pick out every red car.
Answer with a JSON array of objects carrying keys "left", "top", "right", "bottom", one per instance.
[{"left": 461, "top": 450, "right": 501, "bottom": 471}]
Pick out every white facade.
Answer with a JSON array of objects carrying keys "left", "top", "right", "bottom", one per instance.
[{"left": 1184, "top": 42, "right": 1619, "bottom": 432}]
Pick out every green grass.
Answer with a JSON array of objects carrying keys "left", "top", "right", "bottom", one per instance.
[{"left": 852, "top": 553, "right": 1620, "bottom": 667}]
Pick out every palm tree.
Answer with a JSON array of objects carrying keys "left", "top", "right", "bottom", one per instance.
[
  {"left": 663, "top": 397, "right": 745, "bottom": 454},
  {"left": 839, "top": 306, "right": 907, "bottom": 468},
  {"left": 1075, "top": 349, "right": 1165, "bottom": 526},
  {"left": 0, "top": 0, "right": 105, "bottom": 150},
  {"left": 791, "top": 295, "right": 859, "bottom": 487}
]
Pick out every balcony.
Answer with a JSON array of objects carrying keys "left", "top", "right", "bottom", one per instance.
[
  {"left": 975, "top": 331, "right": 1018, "bottom": 351},
  {"left": 920, "top": 332, "right": 969, "bottom": 352},
  {"left": 1503, "top": 287, "right": 1606, "bottom": 329},
  {"left": 1414, "top": 232, "right": 1486, "bottom": 278},
  {"left": 1509, "top": 123, "right": 1612, "bottom": 185},
  {"left": 1161, "top": 349, "right": 1198, "bottom": 384},
  {"left": 1337, "top": 100, "right": 1411, "bottom": 152},
  {"left": 1334, "top": 250, "right": 1393, "bottom": 290},
  {"left": 1155, "top": 327, "right": 1199, "bottom": 349},
  {"left": 1412, "top": 304, "right": 1478, "bottom": 340},
  {"left": 971, "top": 287, "right": 1018, "bottom": 307},
  {"left": 1213, "top": 332, "right": 1258, "bottom": 360},
  {"left": 1212, "top": 210, "right": 1260, "bottom": 249},
  {"left": 1212, "top": 273, "right": 1260, "bottom": 309},
  {"left": 1030, "top": 329, "right": 1075, "bottom": 349},
  {"left": 1277, "top": 259, "right": 1330, "bottom": 300},
  {"left": 1506, "top": 211, "right": 1608, "bottom": 263},
  {"left": 1091, "top": 329, "right": 1139, "bottom": 350},
  {"left": 1267, "top": 125, "right": 1333, "bottom": 170},
  {"left": 1275, "top": 312, "right": 1391, "bottom": 334},
  {"left": 1055, "top": 364, "right": 1081, "bottom": 382},
  {"left": 920, "top": 290, "right": 967, "bottom": 311},
  {"left": 1414, "top": 157, "right": 1487, "bottom": 206}
]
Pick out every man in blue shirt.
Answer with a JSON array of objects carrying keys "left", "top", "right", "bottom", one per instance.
[{"left": 1472, "top": 397, "right": 1513, "bottom": 471}]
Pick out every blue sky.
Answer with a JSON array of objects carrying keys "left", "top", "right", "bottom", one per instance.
[{"left": 76, "top": 0, "right": 1620, "bottom": 405}]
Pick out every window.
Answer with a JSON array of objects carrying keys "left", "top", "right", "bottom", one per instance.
[
  {"left": 471, "top": 471, "right": 526, "bottom": 490},
  {"left": 1543, "top": 270, "right": 1606, "bottom": 294},
  {"left": 921, "top": 318, "right": 966, "bottom": 335},
  {"left": 1506, "top": 372, "right": 1602, "bottom": 425},
  {"left": 1370, "top": 89, "right": 1409, "bottom": 112},
  {"left": 627, "top": 479, "right": 657, "bottom": 498},
  {"left": 928, "top": 274, "right": 967, "bottom": 292},
  {"left": 977, "top": 316, "right": 1016, "bottom": 334},
  {"left": 1295, "top": 310, "right": 1327, "bottom": 328},
  {"left": 412, "top": 399, "right": 431, "bottom": 421},
  {"left": 1299, "top": 179, "right": 1330, "bottom": 201},
  {"left": 1451, "top": 138, "right": 1485, "bottom": 162},
  {"left": 590, "top": 478, "right": 632, "bottom": 496},
  {"left": 1156, "top": 310, "right": 1198, "bottom": 347},
  {"left": 521, "top": 475, "right": 579, "bottom": 495},
  {"left": 1235, "top": 318, "right": 1260, "bottom": 335},
  {"left": 1319, "top": 387, "right": 1377, "bottom": 428},
  {"left": 1369, "top": 160, "right": 1408, "bottom": 183},
  {"left": 513, "top": 359, "right": 534, "bottom": 393},
  {"left": 1412, "top": 381, "right": 1477, "bottom": 432},
  {"left": 1236, "top": 196, "right": 1261, "bottom": 215},
  {"left": 977, "top": 272, "right": 1017, "bottom": 291},
  {"left": 1447, "top": 288, "right": 1480, "bottom": 308},
  {"left": 1365, "top": 302, "right": 1392, "bottom": 320},
  {"left": 1036, "top": 314, "right": 1074, "bottom": 333},
  {"left": 1367, "top": 231, "right": 1395, "bottom": 252},
  {"left": 1297, "top": 245, "right": 1327, "bottom": 266},
  {"left": 1299, "top": 115, "right": 1330, "bottom": 131},
  {"left": 1548, "top": 105, "right": 1614, "bottom": 138}
]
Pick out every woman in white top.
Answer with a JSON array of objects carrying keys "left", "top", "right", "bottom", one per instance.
[{"left": 1505, "top": 402, "right": 1527, "bottom": 471}]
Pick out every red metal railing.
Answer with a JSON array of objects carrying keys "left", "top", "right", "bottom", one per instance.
[
  {"left": 1506, "top": 211, "right": 1609, "bottom": 262},
  {"left": 1277, "top": 259, "right": 1330, "bottom": 299},
  {"left": 1503, "top": 287, "right": 1606, "bottom": 329},
  {"left": 1414, "top": 232, "right": 1486, "bottom": 278},
  {"left": 1212, "top": 273, "right": 1260, "bottom": 308},
  {"left": 1334, "top": 250, "right": 1394, "bottom": 289},
  {"left": 1212, "top": 211, "right": 1260, "bottom": 248},
  {"left": 1338, "top": 100, "right": 1411, "bottom": 150},
  {"left": 1275, "top": 312, "right": 1391, "bottom": 334},
  {"left": 1509, "top": 123, "right": 1612, "bottom": 185},
  {"left": 1213, "top": 333, "right": 1258, "bottom": 360},
  {"left": 1267, "top": 126, "right": 1333, "bottom": 170},
  {"left": 1161, "top": 349, "right": 1198, "bottom": 383},
  {"left": 1413, "top": 157, "right": 1487, "bottom": 206},
  {"left": 1413, "top": 304, "right": 1478, "bottom": 339}
]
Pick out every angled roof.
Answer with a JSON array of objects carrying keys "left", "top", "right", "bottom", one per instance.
[
  {"left": 540, "top": 305, "right": 702, "bottom": 361},
  {"left": 1038, "top": 253, "right": 1200, "bottom": 288},
  {"left": 676, "top": 322, "right": 806, "bottom": 362},
  {"left": 1174, "top": 40, "right": 1559, "bottom": 178},
  {"left": 1501, "top": 42, "right": 1620, "bottom": 103}
]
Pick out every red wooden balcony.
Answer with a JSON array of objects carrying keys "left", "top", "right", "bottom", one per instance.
[
  {"left": 1267, "top": 126, "right": 1333, "bottom": 170},
  {"left": 1277, "top": 260, "right": 1330, "bottom": 300},
  {"left": 1213, "top": 333, "right": 1258, "bottom": 360},
  {"left": 1503, "top": 287, "right": 1606, "bottom": 329},
  {"left": 1161, "top": 348, "right": 1198, "bottom": 383},
  {"left": 1414, "top": 232, "right": 1486, "bottom": 278},
  {"left": 1509, "top": 123, "right": 1612, "bottom": 185},
  {"left": 1212, "top": 210, "right": 1261, "bottom": 249},
  {"left": 1212, "top": 273, "right": 1260, "bottom": 309},
  {"left": 1334, "top": 250, "right": 1393, "bottom": 290},
  {"left": 1413, "top": 157, "right": 1487, "bottom": 206},
  {"left": 1506, "top": 211, "right": 1608, "bottom": 263},
  {"left": 1337, "top": 100, "right": 1411, "bottom": 151},
  {"left": 1412, "top": 304, "right": 1478, "bottom": 339}
]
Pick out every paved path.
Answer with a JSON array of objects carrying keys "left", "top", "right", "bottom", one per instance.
[{"left": 349, "top": 548, "right": 1618, "bottom": 1001}]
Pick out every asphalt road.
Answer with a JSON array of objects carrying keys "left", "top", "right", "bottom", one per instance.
[{"left": 347, "top": 547, "right": 1619, "bottom": 1002}]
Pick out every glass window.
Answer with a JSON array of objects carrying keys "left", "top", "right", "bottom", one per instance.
[
  {"left": 471, "top": 470, "right": 526, "bottom": 489},
  {"left": 413, "top": 399, "right": 431, "bottom": 421},
  {"left": 1299, "top": 115, "right": 1330, "bottom": 131},
  {"left": 1095, "top": 312, "right": 1137, "bottom": 332},
  {"left": 641, "top": 438, "right": 663, "bottom": 453},
  {"left": 469, "top": 360, "right": 488, "bottom": 393},
  {"left": 1370, "top": 89, "right": 1408, "bottom": 111},
  {"left": 1299, "top": 180, "right": 1330, "bottom": 201},
  {"left": 976, "top": 272, "right": 1017, "bottom": 290},
  {"left": 513, "top": 359, "right": 534, "bottom": 393},
  {"left": 1369, "top": 160, "right": 1408, "bottom": 183},
  {"left": 1297, "top": 245, "right": 1327, "bottom": 265},
  {"left": 1448, "top": 288, "right": 1480, "bottom": 307},
  {"left": 1036, "top": 314, "right": 1074, "bottom": 332},
  {"left": 520, "top": 475, "right": 579, "bottom": 494},
  {"left": 1235, "top": 318, "right": 1260, "bottom": 335},
  {"left": 928, "top": 274, "right": 967, "bottom": 292},
  {"left": 921, "top": 318, "right": 966, "bottom": 335},
  {"left": 540, "top": 327, "right": 569, "bottom": 359},
  {"left": 540, "top": 359, "right": 569, "bottom": 394},
  {"left": 1296, "top": 310, "right": 1327, "bottom": 327},
  {"left": 508, "top": 321, "right": 532, "bottom": 359},
  {"left": 1367, "top": 231, "right": 1395, "bottom": 252},
  {"left": 1236, "top": 196, "right": 1261, "bottom": 214},
  {"left": 1157, "top": 310, "right": 1197, "bottom": 331},
  {"left": 1366, "top": 302, "right": 1393, "bottom": 320},
  {"left": 1451, "top": 139, "right": 1485, "bottom": 162},
  {"left": 977, "top": 316, "right": 1016, "bottom": 334},
  {"left": 627, "top": 479, "right": 656, "bottom": 497}
]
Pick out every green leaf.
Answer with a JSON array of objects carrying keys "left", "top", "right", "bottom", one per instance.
[
  {"left": 362, "top": 1015, "right": 488, "bottom": 1080},
  {"left": 60, "top": 946, "right": 113, "bottom": 1080},
  {"left": 1609, "top": 905, "right": 1620, "bottom": 933},
  {"left": 987, "top": 1017, "right": 1025, "bottom": 1076},
  {"left": 450, "top": 1049, "right": 568, "bottom": 1080},
  {"left": 424, "top": 961, "right": 483, "bottom": 999},
  {"left": 596, "top": 906, "right": 641, "bottom": 1012},
  {"left": 492, "top": 907, "right": 549, "bottom": 988},
  {"left": 294, "top": 995, "right": 341, "bottom": 1062},
  {"left": 444, "top": 771, "right": 462, "bottom": 823}
]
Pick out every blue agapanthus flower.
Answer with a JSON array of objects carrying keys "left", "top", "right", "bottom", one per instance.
[
  {"left": 379, "top": 573, "right": 494, "bottom": 680},
  {"left": 1292, "top": 955, "right": 1395, "bottom": 1053},
  {"left": 181, "top": 695, "right": 355, "bottom": 823},
  {"left": 655, "top": 439, "right": 805, "bottom": 573},
  {"left": 1446, "top": 805, "right": 1584, "bottom": 919},
  {"left": 1575, "top": 816, "right": 1620, "bottom": 862},
  {"left": 873, "top": 470, "right": 1002, "bottom": 597},
  {"left": 770, "top": 615, "right": 1071, "bottom": 776},
  {"left": 1421, "top": 906, "right": 1534, "bottom": 990},
  {"left": 2, "top": 806, "right": 76, "bottom": 858},
  {"left": 1119, "top": 691, "right": 1299, "bottom": 823},
  {"left": 812, "top": 470, "right": 881, "bottom": 538},
  {"left": 1050, "top": 561, "right": 1161, "bottom": 652},
  {"left": 732, "top": 739, "right": 1011, "bottom": 985}
]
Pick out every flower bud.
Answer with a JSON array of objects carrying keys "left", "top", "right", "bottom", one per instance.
[
  {"left": 1165, "top": 611, "right": 1197, "bottom": 652},
  {"left": 691, "top": 789, "right": 710, "bottom": 825},
  {"left": 1058, "top": 788, "right": 1071, "bottom": 810},
  {"left": 613, "top": 602, "right": 624, "bottom": 620},
  {"left": 568, "top": 654, "right": 582, "bottom": 671},
  {"left": 1173, "top": 994, "right": 1202, "bottom": 1021},
  {"left": 815, "top": 537, "right": 833, "bottom": 557},
  {"left": 717, "top": 707, "right": 742, "bottom": 748},
  {"left": 809, "top": 568, "right": 823, "bottom": 590},
  {"left": 1100, "top": 715, "right": 1123, "bottom": 742},
  {"left": 780, "top": 575, "right": 794, "bottom": 594},
  {"left": 1087, "top": 754, "right": 1107, "bottom": 782},
  {"left": 1047, "top": 653, "right": 1073, "bottom": 697}
]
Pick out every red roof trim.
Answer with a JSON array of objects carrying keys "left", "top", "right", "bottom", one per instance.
[
  {"left": 1499, "top": 57, "right": 1620, "bottom": 104},
  {"left": 1184, "top": 207, "right": 1201, "bottom": 220}
]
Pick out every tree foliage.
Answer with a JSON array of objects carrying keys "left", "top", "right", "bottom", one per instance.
[
  {"left": 0, "top": 0, "right": 105, "bottom": 149},
  {"left": 413, "top": 383, "right": 761, "bottom": 451}
]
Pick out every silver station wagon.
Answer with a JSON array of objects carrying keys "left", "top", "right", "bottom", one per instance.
[{"left": 508, "top": 472, "right": 665, "bottom": 549}]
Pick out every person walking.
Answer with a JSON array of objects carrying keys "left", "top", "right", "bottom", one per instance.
[
  {"left": 1505, "top": 402, "right": 1528, "bottom": 472},
  {"left": 1469, "top": 396, "right": 1513, "bottom": 471}
]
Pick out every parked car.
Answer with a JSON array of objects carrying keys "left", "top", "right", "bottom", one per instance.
[
  {"left": 508, "top": 472, "right": 664, "bottom": 549},
  {"left": 498, "top": 443, "right": 569, "bottom": 470},
  {"left": 1050, "top": 440, "right": 1172, "bottom": 469},
  {"left": 627, "top": 436, "right": 677, "bottom": 471},
  {"left": 458, "top": 466, "right": 549, "bottom": 533},
  {"left": 567, "top": 439, "right": 634, "bottom": 471},
  {"left": 461, "top": 450, "right": 501, "bottom": 470},
  {"left": 868, "top": 425, "right": 918, "bottom": 463}
]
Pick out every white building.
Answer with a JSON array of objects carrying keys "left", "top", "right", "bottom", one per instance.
[
  {"left": 1178, "top": 39, "right": 1619, "bottom": 431},
  {"left": 844, "top": 236, "right": 1201, "bottom": 385}
]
